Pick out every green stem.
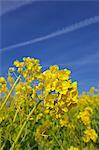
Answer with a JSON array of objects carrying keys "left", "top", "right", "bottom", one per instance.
[
  {"left": 0, "top": 141, "right": 6, "bottom": 150},
  {"left": 13, "top": 109, "right": 18, "bottom": 123},
  {"left": 0, "top": 129, "right": 1, "bottom": 148},
  {"left": 20, "top": 129, "right": 27, "bottom": 143},
  {"left": 50, "top": 131, "right": 64, "bottom": 150},
  {"left": 10, "top": 100, "right": 42, "bottom": 150},
  {"left": 0, "top": 75, "right": 21, "bottom": 111}
]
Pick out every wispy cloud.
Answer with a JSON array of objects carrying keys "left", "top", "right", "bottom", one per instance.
[
  {"left": 42, "top": 51, "right": 99, "bottom": 69},
  {"left": 70, "top": 51, "right": 99, "bottom": 66},
  {"left": 1, "top": 16, "right": 99, "bottom": 51},
  {"left": 0, "top": 0, "right": 34, "bottom": 16}
]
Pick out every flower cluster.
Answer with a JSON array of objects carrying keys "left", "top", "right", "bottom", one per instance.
[
  {"left": 15, "top": 82, "right": 33, "bottom": 112},
  {"left": 0, "top": 77, "right": 8, "bottom": 94},
  {"left": 7, "top": 75, "right": 15, "bottom": 87},
  {"left": 13, "top": 59, "right": 78, "bottom": 127},
  {"left": 68, "top": 146, "right": 79, "bottom": 150},
  {"left": 77, "top": 107, "right": 92, "bottom": 126},
  {"left": 83, "top": 128, "right": 98, "bottom": 143},
  {"left": 39, "top": 65, "right": 78, "bottom": 125},
  {"left": 14, "top": 57, "right": 42, "bottom": 83}
]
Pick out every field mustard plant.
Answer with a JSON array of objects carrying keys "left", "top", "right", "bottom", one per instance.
[{"left": 0, "top": 57, "right": 99, "bottom": 150}]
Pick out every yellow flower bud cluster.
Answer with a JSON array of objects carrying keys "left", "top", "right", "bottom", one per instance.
[
  {"left": 76, "top": 92, "right": 99, "bottom": 145},
  {"left": 15, "top": 82, "right": 32, "bottom": 96},
  {"left": 7, "top": 75, "right": 14, "bottom": 86},
  {"left": 35, "top": 113, "right": 43, "bottom": 122},
  {"left": 59, "top": 114, "right": 69, "bottom": 127},
  {"left": 9, "top": 67, "right": 15, "bottom": 72},
  {"left": 15, "top": 82, "right": 33, "bottom": 111},
  {"left": 78, "top": 90, "right": 99, "bottom": 108},
  {"left": 68, "top": 146, "right": 79, "bottom": 150},
  {"left": 14, "top": 57, "right": 42, "bottom": 83},
  {"left": 83, "top": 128, "right": 98, "bottom": 143},
  {"left": 0, "top": 77, "right": 8, "bottom": 94},
  {"left": 77, "top": 107, "right": 92, "bottom": 126}
]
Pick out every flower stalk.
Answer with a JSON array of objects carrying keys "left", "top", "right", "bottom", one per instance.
[
  {"left": 50, "top": 131, "right": 64, "bottom": 150},
  {"left": 0, "top": 75, "right": 21, "bottom": 111},
  {"left": 10, "top": 100, "right": 42, "bottom": 150}
]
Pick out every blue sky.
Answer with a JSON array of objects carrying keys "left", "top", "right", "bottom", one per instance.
[{"left": 0, "top": 1, "right": 99, "bottom": 93}]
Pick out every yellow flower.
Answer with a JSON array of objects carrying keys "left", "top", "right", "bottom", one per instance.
[
  {"left": 0, "top": 77, "right": 8, "bottom": 94},
  {"left": 13, "top": 60, "right": 20, "bottom": 67},
  {"left": 18, "top": 68, "right": 23, "bottom": 73},
  {"left": 14, "top": 57, "right": 42, "bottom": 83},
  {"left": 77, "top": 107, "right": 92, "bottom": 126},
  {"left": 36, "top": 113, "right": 43, "bottom": 122},
  {"left": 15, "top": 82, "right": 32, "bottom": 99},
  {"left": 7, "top": 76, "right": 14, "bottom": 84},
  {"left": 59, "top": 115, "right": 69, "bottom": 127},
  {"left": 50, "top": 65, "right": 59, "bottom": 73},
  {"left": 9, "top": 67, "right": 15, "bottom": 72},
  {"left": 10, "top": 58, "right": 78, "bottom": 125},
  {"left": 32, "top": 89, "right": 37, "bottom": 99},
  {"left": 83, "top": 128, "right": 98, "bottom": 143},
  {"left": 41, "top": 66, "right": 78, "bottom": 121},
  {"left": 14, "top": 60, "right": 24, "bottom": 68},
  {"left": 0, "top": 77, "right": 6, "bottom": 84},
  {"left": 58, "top": 69, "right": 71, "bottom": 81},
  {"left": 68, "top": 146, "right": 79, "bottom": 150},
  {"left": 67, "top": 123, "right": 75, "bottom": 130},
  {"left": 89, "top": 87, "right": 95, "bottom": 94}
]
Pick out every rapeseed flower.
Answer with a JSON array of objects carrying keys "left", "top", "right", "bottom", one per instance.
[
  {"left": 7, "top": 75, "right": 14, "bottom": 86},
  {"left": 77, "top": 107, "right": 92, "bottom": 126},
  {"left": 68, "top": 146, "right": 79, "bottom": 150},
  {"left": 0, "top": 77, "right": 8, "bottom": 94},
  {"left": 0, "top": 77, "right": 6, "bottom": 84},
  {"left": 83, "top": 128, "right": 98, "bottom": 143},
  {"left": 9, "top": 67, "right": 15, "bottom": 72}
]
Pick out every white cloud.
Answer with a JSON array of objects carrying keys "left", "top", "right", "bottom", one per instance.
[
  {"left": 42, "top": 51, "right": 99, "bottom": 69},
  {"left": 70, "top": 51, "right": 99, "bottom": 66},
  {"left": 1, "top": 16, "right": 99, "bottom": 51},
  {"left": 0, "top": 0, "right": 34, "bottom": 16}
]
